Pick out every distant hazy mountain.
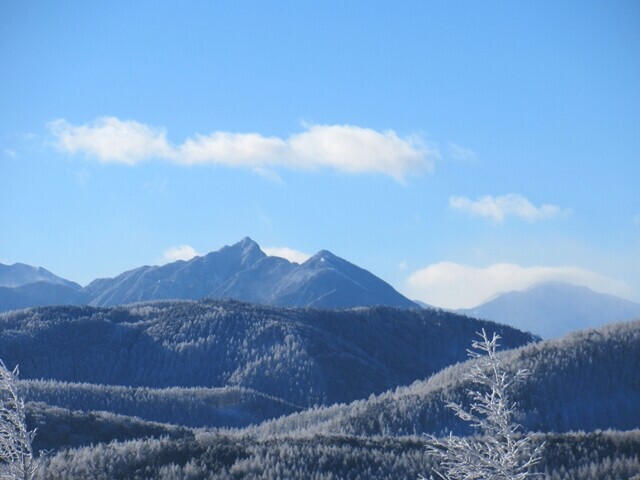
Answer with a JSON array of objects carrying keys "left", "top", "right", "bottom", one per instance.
[
  {"left": 413, "top": 300, "right": 435, "bottom": 309},
  {"left": 459, "top": 281, "right": 640, "bottom": 338},
  {"left": 0, "top": 300, "right": 534, "bottom": 409},
  {"left": 0, "top": 282, "right": 87, "bottom": 312},
  {"left": 0, "top": 262, "right": 80, "bottom": 289},
  {"left": 84, "top": 237, "right": 418, "bottom": 309},
  {"left": 0, "top": 263, "right": 85, "bottom": 312}
]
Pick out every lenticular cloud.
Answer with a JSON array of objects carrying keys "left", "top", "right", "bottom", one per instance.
[{"left": 405, "top": 262, "right": 632, "bottom": 309}]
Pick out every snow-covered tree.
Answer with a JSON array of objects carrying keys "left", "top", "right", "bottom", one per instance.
[
  {"left": 422, "top": 330, "right": 543, "bottom": 480},
  {"left": 0, "top": 360, "right": 40, "bottom": 480}
]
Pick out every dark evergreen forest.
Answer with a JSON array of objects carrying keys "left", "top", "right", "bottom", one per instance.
[{"left": 0, "top": 300, "right": 637, "bottom": 478}]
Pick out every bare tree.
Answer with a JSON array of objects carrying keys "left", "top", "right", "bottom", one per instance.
[
  {"left": 422, "top": 330, "right": 543, "bottom": 480},
  {"left": 0, "top": 360, "right": 39, "bottom": 480}
]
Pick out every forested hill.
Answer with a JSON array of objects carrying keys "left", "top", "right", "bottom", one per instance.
[
  {"left": 253, "top": 318, "right": 640, "bottom": 438},
  {"left": 0, "top": 300, "right": 534, "bottom": 408},
  {"left": 35, "top": 429, "right": 640, "bottom": 480}
]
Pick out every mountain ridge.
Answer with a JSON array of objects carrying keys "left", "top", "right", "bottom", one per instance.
[{"left": 0, "top": 238, "right": 417, "bottom": 311}]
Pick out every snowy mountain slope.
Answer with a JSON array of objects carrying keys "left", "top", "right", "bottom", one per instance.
[
  {"left": 210, "top": 254, "right": 297, "bottom": 304},
  {"left": 84, "top": 237, "right": 267, "bottom": 306},
  {"left": 270, "top": 250, "right": 416, "bottom": 308},
  {"left": 26, "top": 401, "right": 188, "bottom": 453},
  {"left": 21, "top": 380, "right": 301, "bottom": 429},
  {"left": 459, "top": 281, "right": 640, "bottom": 338},
  {"left": 252, "top": 318, "right": 640, "bottom": 438},
  {"left": 84, "top": 238, "right": 418, "bottom": 309}
]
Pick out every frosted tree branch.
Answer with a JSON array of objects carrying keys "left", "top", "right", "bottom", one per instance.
[
  {"left": 421, "top": 330, "right": 543, "bottom": 480},
  {"left": 0, "top": 360, "right": 40, "bottom": 480}
]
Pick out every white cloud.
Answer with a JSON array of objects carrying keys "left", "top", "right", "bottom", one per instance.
[
  {"left": 179, "top": 131, "right": 287, "bottom": 167},
  {"left": 162, "top": 245, "right": 199, "bottom": 263},
  {"left": 286, "top": 124, "right": 433, "bottom": 179},
  {"left": 449, "top": 193, "right": 567, "bottom": 223},
  {"left": 404, "top": 262, "right": 632, "bottom": 309},
  {"left": 3, "top": 149, "right": 17, "bottom": 159},
  {"left": 49, "top": 118, "right": 172, "bottom": 165},
  {"left": 49, "top": 117, "right": 434, "bottom": 180},
  {"left": 262, "top": 246, "right": 311, "bottom": 264}
]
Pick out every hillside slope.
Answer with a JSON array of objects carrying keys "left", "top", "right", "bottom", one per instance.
[
  {"left": 34, "top": 429, "right": 640, "bottom": 480},
  {"left": 0, "top": 300, "right": 534, "bottom": 408},
  {"left": 21, "top": 381, "right": 300, "bottom": 429},
  {"left": 252, "top": 319, "right": 640, "bottom": 438}
]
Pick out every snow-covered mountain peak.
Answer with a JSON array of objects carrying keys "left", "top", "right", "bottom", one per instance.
[{"left": 303, "top": 250, "right": 342, "bottom": 268}]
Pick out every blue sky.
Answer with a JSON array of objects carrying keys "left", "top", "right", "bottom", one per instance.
[{"left": 1, "top": 1, "right": 639, "bottom": 308}]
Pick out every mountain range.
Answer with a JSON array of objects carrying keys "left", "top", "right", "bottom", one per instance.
[
  {"left": 2, "top": 238, "right": 640, "bottom": 339},
  {"left": 0, "top": 237, "right": 417, "bottom": 312}
]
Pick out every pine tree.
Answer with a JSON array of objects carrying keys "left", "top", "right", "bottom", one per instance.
[{"left": 422, "top": 330, "right": 543, "bottom": 480}]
